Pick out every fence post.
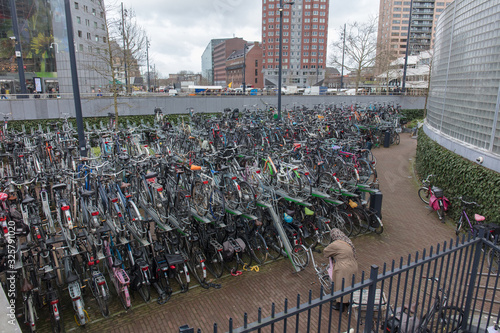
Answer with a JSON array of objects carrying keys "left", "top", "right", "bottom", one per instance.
[
  {"left": 363, "top": 265, "right": 379, "bottom": 333},
  {"left": 461, "top": 231, "right": 485, "bottom": 330}
]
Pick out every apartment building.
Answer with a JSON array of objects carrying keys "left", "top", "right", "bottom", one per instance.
[
  {"left": 261, "top": 0, "right": 329, "bottom": 88},
  {"left": 377, "top": 0, "right": 452, "bottom": 59}
]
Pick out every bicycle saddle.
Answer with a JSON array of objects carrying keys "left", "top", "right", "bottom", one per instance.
[
  {"left": 474, "top": 214, "right": 485, "bottom": 222},
  {"left": 145, "top": 172, "right": 158, "bottom": 180},
  {"left": 154, "top": 242, "right": 164, "bottom": 253},
  {"left": 81, "top": 189, "right": 95, "bottom": 197},
  {"left": 120, "top": 182, "right": 131, "bottom": 189},
  {"left": 42, "top": 272, "right": 57, "bottom": 281},
  {"left": 112, "top": 258, "right": 123, "bottom": 268},
  {"left": 218, "top": 165, "right": 230, "bottom": 172},
  {"left": 66, "top": 272, "right": 79, "bottom": 283},
  {"left": 22, "top": 195, "right": 36, "bottom": 205},
  {"left": 132, "top": 249, "right": 143, "bottom": 258},
  {"left": 52, "top": 183, "right": 67, "bottom": 191},
  {"left": 20, "top": 279, "right": 34, "bottom": 293}
]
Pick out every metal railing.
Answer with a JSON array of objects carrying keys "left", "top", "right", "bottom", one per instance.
[{"left": 186, "top": 230, "right": 500, "bottom": 332}]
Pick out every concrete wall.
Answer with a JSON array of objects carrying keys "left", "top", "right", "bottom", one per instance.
[{"left": 2, "top": 95, "right": 426, "bottom": 120}]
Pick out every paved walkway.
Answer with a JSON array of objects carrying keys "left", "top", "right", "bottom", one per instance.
[{"left": 37, "top": 133, "right": 458, "bottom": 333}]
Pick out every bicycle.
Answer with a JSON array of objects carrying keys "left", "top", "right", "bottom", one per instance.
[
  {"left": 453, "top": 196, "right": 485, "bottom": 236},
  {"left": 382, "top": 277, "right": 464, "bottom": 333}
]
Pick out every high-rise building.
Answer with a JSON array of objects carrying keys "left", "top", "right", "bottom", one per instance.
[
  {"left": 201, "top": 38, "right": 229, "bottom": 85},
  {"left": 261, "top": 0, "right": 329, "bottom": 88},
  {"left": 376, "top": 0, "right": 452, "bottom": 60}
]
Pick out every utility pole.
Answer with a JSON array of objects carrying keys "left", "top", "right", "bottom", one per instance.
[
  {"left": 146, "top": 37, "right": 150, "bottom": 92},
  {"left": 9, "top": 0, "right": 27, "bottom": 97},
  {"left": 121, "top": 3, "right": 128, "bottom": 94},
  {"left": 340, "top": 23, "right": 346, "bottom": 90},
  {"left": 63, "top": 0, "right": 86, "bottom": 156},
  {"left": 402, "top": 0, "right": 414, "bottom": 94},
  {"left": 242, "top": 43, "right": 247, "bottom": 94},
  {"left": 277, "top": 1, "right": 294, "bottom": 120}
]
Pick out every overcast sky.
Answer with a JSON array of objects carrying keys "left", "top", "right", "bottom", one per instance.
[{"left": 120, "top": 0, "right": 380, "bottom": 77}]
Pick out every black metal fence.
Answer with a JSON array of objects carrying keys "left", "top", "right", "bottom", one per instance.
[{"left": 184, "top": 231, "right": 500, "bottom": 333}]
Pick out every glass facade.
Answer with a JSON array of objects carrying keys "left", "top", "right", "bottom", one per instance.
[
  {"left": 427, "top": 0, "right": 500, "bottom": 154},
  {"left": 0, "top": 0, "right": 60, "bottom": 93}
]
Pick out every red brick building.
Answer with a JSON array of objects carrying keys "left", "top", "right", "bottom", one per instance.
[
  {"left": 213, "top": 37, "right": 247, "bottom": 86},
  {"left": 226, "top": 42, "right": 264, "bottom": 89},
  {"left": 261, "top": 0, "right": 329, "bottom": 88}
]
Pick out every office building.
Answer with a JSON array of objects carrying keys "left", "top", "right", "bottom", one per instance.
[
  {"left": 213, "top": 37, "right": 247, "bottom": 86},
  {"left": 261, "top": 0, "right": 329, "bottom": 88},
  {"left": 226, "top": 42, "right": 264, "bottom": 89},
  {"left": 201, "top": 38, "right": 229, "bottom": 85}
]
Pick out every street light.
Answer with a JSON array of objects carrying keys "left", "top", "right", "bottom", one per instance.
[
  {"left": 277, "top": 0, "right": 294, "bottom": 121},
  {"left": 242, "top": 43, "right": 247, "bottom": 94},
  {"left": 50, "top": 43, "right": 59, "bottom": 53},
  {"left": 146, "top": 37, "right": 150, "bottom": 92}
]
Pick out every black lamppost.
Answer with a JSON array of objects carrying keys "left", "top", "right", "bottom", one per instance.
[
  {"left": 402, "top": 0, "right": 414, "bottom": 94},
  {"left": 242, "top": 43, "right": 247, "bottom": 94},
  {"left": 277, "top": 0, "right": 294, "bottom": 121},
  {"left": 146, "top": 37, "right": 150, "bottom": 92}
]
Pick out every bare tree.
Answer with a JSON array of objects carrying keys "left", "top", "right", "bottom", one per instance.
[
  {"left": 329, "top": 18, "right": 378, "bottom": 93},
  {"left": 120, "top": 6, "right": 148, "bottom": 94},
  {"left": 375, "top": 46, "right": 399, "bottom": 95}
]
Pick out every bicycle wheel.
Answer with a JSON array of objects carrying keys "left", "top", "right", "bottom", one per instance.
[
  {"left": 433, "top": 306, "right": 464, "bottom": 333},
  {"left": 208, "top": 188, "right": 225, "bottom": 222},
  {"left": 393, "top": 132, "right": 400, "bottom": 145},
  {"left": 138, "top": 282, "right": 151, "bottom": 302},
  {"left": 189, "top": 252, "right": 206, "bottom": 284},
  {"left": 436, "top": 205, "right": 446, "bottom": 223},
  {"left": 250, "top": 233, "right": 269, "bottom": 265},
  {"left": 191, "top": 180, "right": 208, "bottom": 216},
  {"left": 357, "top": 159, "right": 374, "bottom": 184},
  {"left": 206, "top": 245, "right": 224, "bottom": 278},
  {"left": 291, "top": 245, "right": 309, "bottom": 269},
  {"left": 369, "top": 212, "right": 384, "bottom": 234},
  {"left": 96, "top": 291, "right": 109, "bottom": 317},
  {"left": 319, "top": 273, "right": 332, "bottom": 296},
  {"left": 418, "top": 187, "right": 431, "bottom": 204},
  {"left": 238, "top": 181, "right": 257, "bottom": 212},
  {"left": 455, "top": 215, "right": 463, "bottom": 236},
  {"left": 487, "top": 247, "right": 499, "bottom": 274},
  {"left": 318, "top": 172, "right": 339, "bottom": 195},
  {"left": 50, "top": 311, "right": 64, "bottom": 333},
  {"left": 333, "top": 209, "right": 354, "bottom": 238},
  {"left": 264, "top": 227, "right": 282, "bottom": 260}
]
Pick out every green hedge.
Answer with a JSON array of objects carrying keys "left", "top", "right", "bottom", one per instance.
[
  {"left": 6, "top": 113, "right": 219, "bottom": 133},
  {"left": 400, "top": 109, "right": 424, "bottom": 122},
  {"left": 416, "top": 128, "right": 500, "bottom": 224}
]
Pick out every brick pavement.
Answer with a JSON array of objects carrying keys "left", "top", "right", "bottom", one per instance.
[{"left": 45, "top": 133, "right": 459, "bottom": 333}]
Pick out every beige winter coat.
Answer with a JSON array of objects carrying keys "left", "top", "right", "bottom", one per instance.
[{"left": 323, "top": 240, "right": 358, "bottom": 291}]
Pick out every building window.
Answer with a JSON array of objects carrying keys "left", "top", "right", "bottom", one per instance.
[
  {"left": 85, "top": 19, "right": 90, "bottom": 26},
  {"left": 92, "top": 8, "right": 96, "bottom": 16},
  {"left": 255, "top": 78, "right": 258, "bottom": 84},
  {"left": 83, "top": 5, "right": 88, "bottom": 12},
  {"left": 94, "top": 21, "right": 98, "bottom": 28},
  {"left": 255, "top": 60, "right": 258, "bottom": 67},
  {"left": 79, "top": 44, "right": 83, "bottom": 52},
  {"left": 74, "top": 2, "right": 79, "bottom": 9},
  {"left": 87, "top": 32, "right": 91, "bottom": 39},
  {"left": 255, "top": 69, "right": 258, "bottom": 76},
  {"left": 78, "top": 30, "right": 82, "bottom": 38},
  {"left": 76, "top": 16, "right": 81, "bottom": 24},
  {"left": 103, "top": 37, "right": 106, "bottom": 43},
  {"left": 95, "top": 35, "right": 99, "bottom": 42},
  {"left": 88, "top": 45, "right": 92, "bottom": 53}
]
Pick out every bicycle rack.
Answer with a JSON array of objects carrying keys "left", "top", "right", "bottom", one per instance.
[
  {"left": 225, "top": 207, "right": 259, "bottom": 221},
  {"left": 190, "top": 208, "right": 213, "bottom": 224},
  {"left": 257, "top": 200, "right": 300, "bottom": 273}
]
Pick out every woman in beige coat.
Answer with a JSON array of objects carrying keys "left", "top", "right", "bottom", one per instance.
[{"left": 323, "top": 228, "right": 358, "bottom": 311}]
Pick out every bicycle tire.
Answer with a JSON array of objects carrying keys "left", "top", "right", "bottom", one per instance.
[
  {"left": 238, "top": 181, "right": 257, "bottom": 212},
  {"left": 394, "top": 132, "right": 400, "bottom": 145},
  {"left": 318, "top": 172, "right": 340, "bottom": 195},
  {"left": 189, "top": 252, "right": 206, "bottom": 284},
  {"left": 357, "top": 159, "right": 374, "bottom": 184},
  {"left": 96, "top": 289, "right": 110, "bottom": 317},
  {"left": 487, "top": 247, "right": 499, "bottom": 274},
  {"left": 291, "top": 244, "right": 309, "bottom": 269},
  {"left": 418, "top": 187, "right": 431, "bottom": 204},
  {"left": 50, "top": 310, "right": 64, "bottom": 333},
  {"left": 206, "top": 245, "right": 224, "bottom": 278},
  {"left": 432, "top": 306, "right": 464, "bottom": 333},
  {"left": 250, "top": 233, "right": 268, "bottom": 265},
  {"left": 191, "top": 180, "right": 208, "bottom": 216},
  {"left": 138, "top": 283, "right": 151, "bottom": 302},
  {"left": 208, "top": 188, "right": 225, "bottom": 222},
  {"left": 264, "top": 228, "right": 282, "bottom": 260}
]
